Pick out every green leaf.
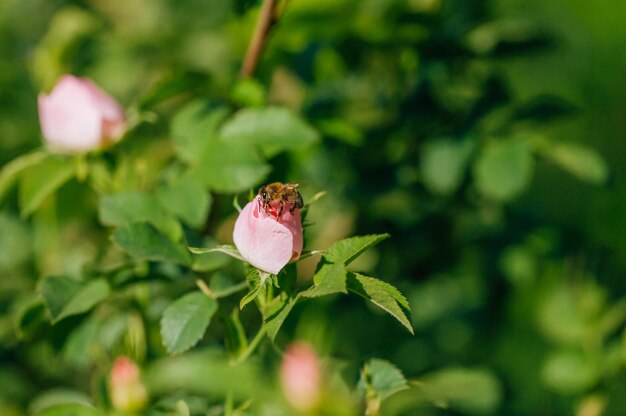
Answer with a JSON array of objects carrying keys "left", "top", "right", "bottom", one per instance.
[
  {"left": 15, "top": 300, "right": 47, "bottom": 339},
  {"left": 220, "top": 107, "right": 319, "bottom": 158},
  {"left": 160, "top": 292, "right": 218, "bottom": 354},
  {"left": 174, "top": 400, "right": 191, "bottom": 416},
  {"left": 419, "top": 368, "right": 503, "bottom": 415},
  {"left": 30, "top": 389, "right": 93, "bottom": 415},
  {"left": 360, "top": 358, "right": 409, "bottom": 401},
  {"left": 323, "top": 234, "right": 390, "bottom": 265},
  {"left": 0, "top": 150, "right": 47, "bottom": 202},
  {"left": 473, "top": 136, "right": 534, "bottom": 202},
  {"left": 113, "top": 222, "right": 191, "bottom": 265},
  {"left": 263, "top": 294, "right": 297, "bottom": 341},
  {"left": 543, "top": 142, "right": 609, "bottom": 185},
  {"left": 139, "top": 71, "right": 211, "bottom": 110},
  {"left": 230, "top": 78, "right": 266, "bottom": 108},
  {"left": 189, "top": 140, "right": 270, "bottom": 193},
  {"left": 239, "top": 285, "right": 261, "bottom": 310},
  {"left": 0, "top": 213, "right": 31, "bottom": 272},
  {"left": 299, "top": 263, "right": 348, "bottom": 298},
  {"left": 317, "top": 118, "right": 363, "bottom": 146},
  {"left": 420, "top": 138, "right": 473, "bottom": 196},
  {"left": 171, "top": 101, "right": 229, "bottom": 164},
  {"left": 347, "top": 273, "right": 413, "bottom": 334},
  {"left": 240, "top": 269, "right": 266, "bottom": 309},
  {"left": 156, "top": 176, "right": 211, "bottom": 228},
  {"left": 38, "top": 276, "right": 80, "bottom": 321},
  {"left": 19, "top": 155, "right": 75, "bottom": 217},
  {"left": 541, "top": 349, "right": 601, "bottom": 394},
  {"left": 221, "top": 308, "right": 248, "bottom": 357},
  {"left": 35, "top": 403, "right": 101, "bottom": 416},
  {"left": 99, "top": 191, "right": 182, "bottom": 241},
  {"left": 63, "top": 318, "right": 100, "bottom": 368},
  {"left": 146, "top": 351, "right": 264, "bottom": 399},
  {"left": 38, "top": 277, "right": 110, "bottom": 324}
]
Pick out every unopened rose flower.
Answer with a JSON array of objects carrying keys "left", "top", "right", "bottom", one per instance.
[
  {"left": 233, "top": 195, "right": 303, "bottom": 275},
  {"left": 38, "top": 75, "right": 126, "bottom": 153},
  {"left": 109, "top": 356, "right": 148, "bottom": 412},
  {"left": 280, "top": 342, "right": 321, "bottom": 412}
]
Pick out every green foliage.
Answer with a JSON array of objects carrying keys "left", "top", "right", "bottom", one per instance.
[
  {"left": 221, "top": 308, "right": 248, "bottom": 357},
  {"left": 473, "top": 136, "right": 534, "bottom": 201},
  {"left": 146, "top": 352, "right": 263, "bottom": 399},
  {"left": 359, "top": 358, "right": 409, "bottom": 401},
  {"left": 38, "top": 276, "right": 109, "bottom": 324},
  {"left": 299, "top": 262, "right": 348, "bottom": 298},
  {"left": 220, "top": 107, "right": 320, "bottom": 157},
  {"left": 541, "top": 349, "right": 601, "bottom": 394},
  {"left": 0, "top": 151, "right": 47, "bottom": 202},
  {"left": 19, "top": 155, "right": 75, "bottom": 216},
  {"left": 113, "top": 222, "right": 191, "bottom": 265},
  {"left": 322, "top": 234, "right": 389, "bottom": 265},
  {"left": 35, "top": 403, "right": 101, "bottom": 416},
  {"left": 418, "top": 368, "right": 503, "bottom": 414},
  {"left": 30, "top": 389, "right": 93, "bottom": 415},
  {"left": 160, "top": 292, "right": 218, "bottom": 355},
  {"left": 100, "top": 191, "right": 183, "bottom": 241},
  {"left": 189, "top": 139, "right": 271, "bottom": 193},
  {"left": 421, "top": 139, "right": 473, "bottom": 196},
  {"left": 541, "top": 141, "right": 609, "bottom": 185},
  {"left": 263, "top": 295, "right": 297, "bottom": 341},
  {"left": 171, "top": 102, "right": 229, "bottom": 165},
  {"left": 156, "top": 176, "right": 211, "bottom": 228},
  {"left": 347, "top": 273, "right": 413, "bottom": 334}
]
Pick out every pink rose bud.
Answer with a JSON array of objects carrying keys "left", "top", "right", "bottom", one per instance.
[
  {"left": 280, "top": 342, "right": 321, "bottom": 412},
  {"left": 233, "top": 195, "right": 303, "bottom": 275},
  {"left": 109, "top": 356, "right": 148, "bottom": 412},
  {"left": 38, "top": 75, "right": 126, "bottom": 153}
]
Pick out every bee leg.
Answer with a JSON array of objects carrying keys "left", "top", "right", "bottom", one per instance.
[
  {"left": 278, "top": 201, "right": 284, "bottom": 218},
  {"left": 289, "top": 204, "right": 296, "bottom": 215}
]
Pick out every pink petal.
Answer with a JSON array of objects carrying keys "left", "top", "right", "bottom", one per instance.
[
  {"left": 281, "top": 342, "right": 321, "bottom": 411},
  {"left": 110, "top": 356, "right": 140, "bottom": 385},
  {"left": 278, "top": 208, "right": 303, "bottom": 261},
  {"left": 38, "top": 75, "right": 126, "bottom": 153},
  {"left": 233, "top": 196, "right": 302, "bottom": 275},
  {"left": 80, "top": 78, "right": 126, "bottom": 142}
]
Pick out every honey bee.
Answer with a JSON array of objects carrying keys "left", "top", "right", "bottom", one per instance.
[{"left": 258, "top": 182, "right": 304, "bottom": 217}]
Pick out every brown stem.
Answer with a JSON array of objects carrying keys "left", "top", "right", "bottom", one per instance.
[{"left": 240, "top": 0, "right": 279, "bottom": 78}]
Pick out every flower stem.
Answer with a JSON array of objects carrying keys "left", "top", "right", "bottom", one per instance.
[
  {"left": 196, "top": 279, "right": 217, "bottom": 298},
  {"left": 197, "top": 279, "right": 248, "bottom": 299},
  {"left": 232, "top": 326, "right": 266, "bottom": 365}
]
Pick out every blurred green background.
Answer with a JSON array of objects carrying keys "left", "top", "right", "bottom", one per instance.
[{"left": 1, "top": 0, "right": 625, "bottom": 414}]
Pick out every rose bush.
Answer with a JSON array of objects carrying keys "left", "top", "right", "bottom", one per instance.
[{"left": 0, "top": 0, "right": 620, "bottom": 415}]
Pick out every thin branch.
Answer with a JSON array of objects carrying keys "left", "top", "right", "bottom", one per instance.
[
  {"left": 240, "top": 0, "right": 279, "bottom": 78},
  {"left": 196, "top": 279, "right": 217, "bottom": 299},
  {"left": 232, "top": 326, "right": 267, "bottom": 365}
]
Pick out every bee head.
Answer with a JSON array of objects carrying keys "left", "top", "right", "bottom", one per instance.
[{"left": 258, "top": 186, "right": 269, "bottom": 203}]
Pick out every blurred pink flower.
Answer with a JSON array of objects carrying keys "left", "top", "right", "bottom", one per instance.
[
  {"left": 280, "top": 342, "right": 321, "bottom": 412},
  {"left": 109, "top": 356, "right": 148, "bottom": 412},
  {"left": 38, "top": 75, "right": 126, "bottom": 153},
  {"left": 233, "top": 195, "right": 303, "bottom": 275}
]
